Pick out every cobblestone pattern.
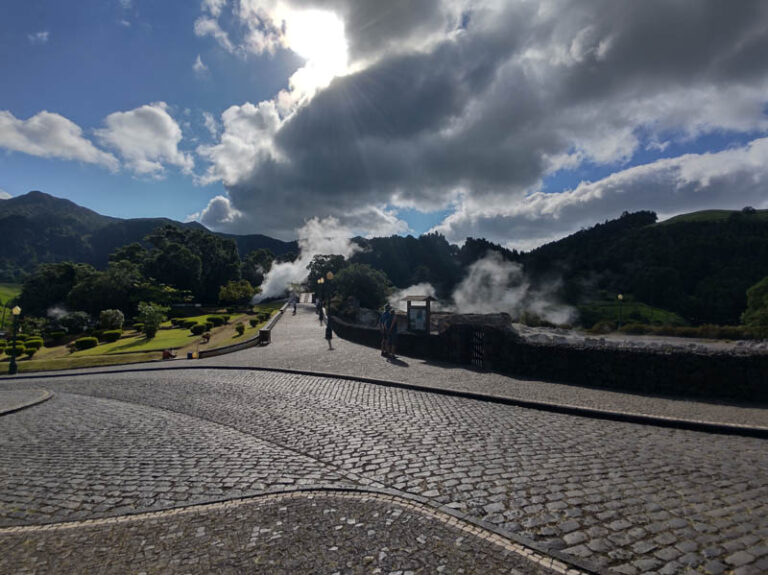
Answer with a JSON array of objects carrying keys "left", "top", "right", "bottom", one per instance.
[
  {"left": 0, "top": 490, "right": 572, "bottom": 575},
  {"left": 3, "top": 304, "right": 766, "bottom": 429},
  {"left": 0, "top": 392, "right": 352, "bottom": 526},
  {"left": 8, "top": 370, "right": 767, "bottom": 574}
]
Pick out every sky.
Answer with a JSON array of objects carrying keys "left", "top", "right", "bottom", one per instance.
[{"left": 1, "top": 0, "right": 768, "bottom": 249}]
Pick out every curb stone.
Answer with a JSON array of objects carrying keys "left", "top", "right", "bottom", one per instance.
[
  {"left": 2, "top": 365, "right": 766, "bottom": 438},
  {"left": 0, "top": 484, "right": 607, "bottom": 575}
]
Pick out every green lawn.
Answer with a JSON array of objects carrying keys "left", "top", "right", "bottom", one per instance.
[
  {"left": 659, "top": 209, "right": 768, "bottom": 225},
  {"left": 0, "top": 283, "right": 21, "bottom": 304},
  {"left": 72, "top": 328, "right": 200, "bottom": 356},
  {"left": 578, "top": 299, "right": 687, "bottom": 329}
]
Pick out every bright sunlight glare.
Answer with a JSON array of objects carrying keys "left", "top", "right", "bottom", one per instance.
[{"left": 279, "top": 8, "right": 349, "bottom": 94}]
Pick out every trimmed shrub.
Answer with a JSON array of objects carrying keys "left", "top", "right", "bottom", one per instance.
[
  {"left": 249, "top": 318, "right": 258, "bottom": 328},
  {"left": 222, "top": 315, "right": 231, "bottom": 324},
  {"left": 207, "top": 316, "right": 225, "bottom": 327},
  {"left": 235, "top": 322, "right": 245, "bottom": 336},
  {"left": 100, "top": 330, "right": 122, "bottom": 343},
  {"left": 132, "top": 323, "right": 144, "bottom": 332},
  {"left": 26, "top": 347, "right": 37, "bottom": 358},
  {"left": 24, "top": 340, "right": 43, "bottom": 351},
  {"left": 5, "top": 345, "right": 27, "bottom": 357},
  {"left": 46, "top": 330, "right": 67, "bottom": 344},
  {"left": 73, "top": 337, "right": 99, "bottom": 351},
  {"left": 15, "top": 333, "right": 29, "bottom": 342},
  {"left": 99, "top": 309, "right": 125, "bottom": 330},
  {"left": 204, "top": 321, "right": 214, "bottom": 331},
  {"left": 190, "top": 324, "right": 206, "bottom": 335}
]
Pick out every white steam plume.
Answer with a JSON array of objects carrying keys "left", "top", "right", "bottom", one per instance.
[
  {"left": 451, "top": 252, "right": 575, "bottom": 325},
  {"left": 47, "top": 305, "right": 68, "bottom": 320},
  {"left": 254, "top": 216, "right": 359, "bottom": 302},
  {"left": 388, "top": 282, "right": 438, "bottom": 312}
]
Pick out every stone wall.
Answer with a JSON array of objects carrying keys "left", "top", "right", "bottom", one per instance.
[{"left": 331, "top": 317, "right": 768, "bottom": 403}]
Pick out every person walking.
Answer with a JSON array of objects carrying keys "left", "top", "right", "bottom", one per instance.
[
  {"left": 379, "top": 304, "right": 397, "bottom": 358},
  {"left": 325, "top": 317, "right": 333, "bottom": 349}
]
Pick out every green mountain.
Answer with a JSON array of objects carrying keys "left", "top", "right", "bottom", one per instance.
[
  {"left": 0, "top": 191, "right": 297, "bottom": 280},
  {"left": 519, "top": 209, "right": 768, "bottom": 325}
]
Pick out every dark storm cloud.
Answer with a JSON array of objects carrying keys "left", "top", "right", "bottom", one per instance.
[{"left": 200, "top": 0, "right": 768, "bottom": 242}]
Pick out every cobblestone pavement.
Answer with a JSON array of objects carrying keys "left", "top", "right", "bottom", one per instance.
[
  {"left": 2, "top": 369, "right": 767, "bottom": 574},
  {"left": 1, "top": 490, "right": 566, "bottom": 575},
  {"left": 5, "top": 303, "right": 765, "bottom": 429}
]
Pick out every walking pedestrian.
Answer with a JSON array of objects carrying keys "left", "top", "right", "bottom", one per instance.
[{"left": 325, "top": 318, "right": 333, "bottom": 349}]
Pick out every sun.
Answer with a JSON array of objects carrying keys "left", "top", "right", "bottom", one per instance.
[{"left": 279, "top": 8, "right": 349, "bottom": 94}]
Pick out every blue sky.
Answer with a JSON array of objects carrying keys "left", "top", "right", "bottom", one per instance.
[{"left": 2, "top": 1, "right": 768, "bottom": 247}]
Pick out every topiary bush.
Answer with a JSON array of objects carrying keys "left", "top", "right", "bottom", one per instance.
[
  {"left": 222, "top": 315, "right": 231, "bottom": 324},
  {"left": 26, "top": 347, "right": 38, "bottom": 358},
  {"left": 100, "top": 330, "right": 122, "bottom": 343},
  {"left": 46, "top": 330, "right": 67, "bottom": 344},
  {"left": 207, "top": 316, "right": 225, "bottom": 327},
  {"left": 235, "top": 322, "right": 245, "bottom": 335},
  {"left": 99, "top": 309, "right": 125, "bottom": 331},
  {"left": 249, "top": 318, "right": 258, "bottom": 328},
  {"left": 24, "top": 340, "right": 43, "bottom": 351},
  {"left": 205, "top": 321, "right": 214, "bottom": 331},
  {"left": 6, "top": 344, "right": 27, "bottom": 357},
  {"left": 190, "top": 324, "right": 206, "bottom": 335},
  {"left": 74, "top": 337, "right": 99, "bottom": 350},
  {"left": 132, "top": 323, "right": 144, "bottom": 333}
]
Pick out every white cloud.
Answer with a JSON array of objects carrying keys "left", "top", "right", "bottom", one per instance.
[
  {"left": 433, "top": 137, "right": 768, "bottom": 249},
  {"left": 96, "top": 102, "right": 194, "bottom": 177},
  {"left": 194, "top": 16, "right": 235, "bottom": 54},
  {"left": 27, "top": 31, "right": 49, "bottom": 45},
  {"left": 0, "top": 189, "right": 11, "bottom": 200},
  {"left": 202, "top": 111, "right": 219, "bottom": 138},
  {"left": 196, "top": 194, "right": 243, "bottom": 227},
  {"left": 196, "top": 100, "right": 281, "bottom": 186},
  {"left": 193, "top": 54, "right": 209, "bottom": 76},
  {"left": 0, "top": 110, "right": 119, "bottom": 170}
]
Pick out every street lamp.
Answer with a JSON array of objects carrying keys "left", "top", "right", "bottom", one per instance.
[
  {"left": 8, "top": 305, "right": 21, "bottom": 375},
  {"left": 617, "top": 294, "right": 624, "bottom": 330},
  {"left": 325, "top": 271, "right": 334, "bottom": 315}
]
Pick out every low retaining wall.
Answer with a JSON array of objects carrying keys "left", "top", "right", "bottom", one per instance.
[
  {"left": 198, "top": 304, "right": 287, "bottom": 359},
  {"left": 331, "top": 317, "right": 768, "bottom": 403}
]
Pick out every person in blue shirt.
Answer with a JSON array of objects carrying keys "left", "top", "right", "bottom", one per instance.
[{"left": 379, "top": 304, "right": 397, "bottom": 358}]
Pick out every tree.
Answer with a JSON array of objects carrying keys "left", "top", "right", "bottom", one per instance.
[
  {"left": 136, "top": 302, "right": 168, "bottom": 339},
  {"left": 242, "top": 249, "right": 274, "bottom": 287},
  {"left": 307, "top": 255, "right": 346, "bottom": 288},
  {"left": 219, "top": 279, "right": 256, "bottom": 306},
  {"left": 19, "top": 262, "right": 95, "bottom": 316},
  {"left": 60, "top": 311, "right": 91, "bottom": 335},
  {"left": 742, "top": 276, "right": 768, "bottom": 327},
  {"left": 144, "top": 242, "right": 202, "bottom": 293},
  {"left": 99, "top": 309, "right": 125, "bottom": 330},
  {"left": 333, "top": 264, "right": 392, "bottom": 310}
]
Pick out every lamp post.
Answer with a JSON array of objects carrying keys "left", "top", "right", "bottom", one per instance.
[
  {"left": 325, "top": 271, "right": 334, "bottom": 316},
  {"left": 8, "top": 305, "right": 21, "bottom": 375},
  {"left": 617, "top": 294, "right": 624, "bottom": 330}
]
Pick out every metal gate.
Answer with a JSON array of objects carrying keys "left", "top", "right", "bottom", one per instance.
[{"left": 472, "top": 328, "right": 485, "bottom": 370}]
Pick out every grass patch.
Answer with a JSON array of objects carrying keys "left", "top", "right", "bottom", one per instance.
[
  {"left": 659, "top": 209, "right": 768, "bottom": 225},
  {"left": 72, "top": 328, "right": 200, "bottom": 356},
  {"left": 11, "top": 352, "right": 161, "bottom": 373},
  {"left": 0, "top": 283, "right": 21, "bottom": 303},
  {"left": 578, "top": 299, "right": 687, "bottom": 329}
]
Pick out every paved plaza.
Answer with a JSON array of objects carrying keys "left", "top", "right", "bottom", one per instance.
[{"left": 1, "top": 305, "right": 767, "bottom": 573}]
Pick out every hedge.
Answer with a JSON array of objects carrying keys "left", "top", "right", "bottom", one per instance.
[
  {"left": 74, "top": 337, "right": 99, "bottom": 350},
  {"left": 5, "top": 345, "right": 26, "bottom": 357},
  {"left": 207, "top": 316, "right": 225, "bottom": 327},
  {"left": 235, "top": 322, "right": 245, "bottom": 335},
  {"left": 180, "top": 319, "right": 197, "bottom": 329},
  {"left": 100, "top": 330, "right": 122, "bottom": 343},
  {"left": 222, "top": 315, "right": 231, "bottom": 324},
  {"left": 204, "top": 321, "right": 214, "bottom": 331},
  {"left": 132, "top": 323, "right": 144, "bottom": 332},
  {"left": 24, "top": 340, "right": 43, "bottom": 351},
  {"left": 46, "top": 330, "right": 67, "bottom": 342},
  {"left": 190, "top": 324, "right": 206, "bottom": 335},
  {"left": 249, "top": 318, "right": 258, "bottom": 328}
]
